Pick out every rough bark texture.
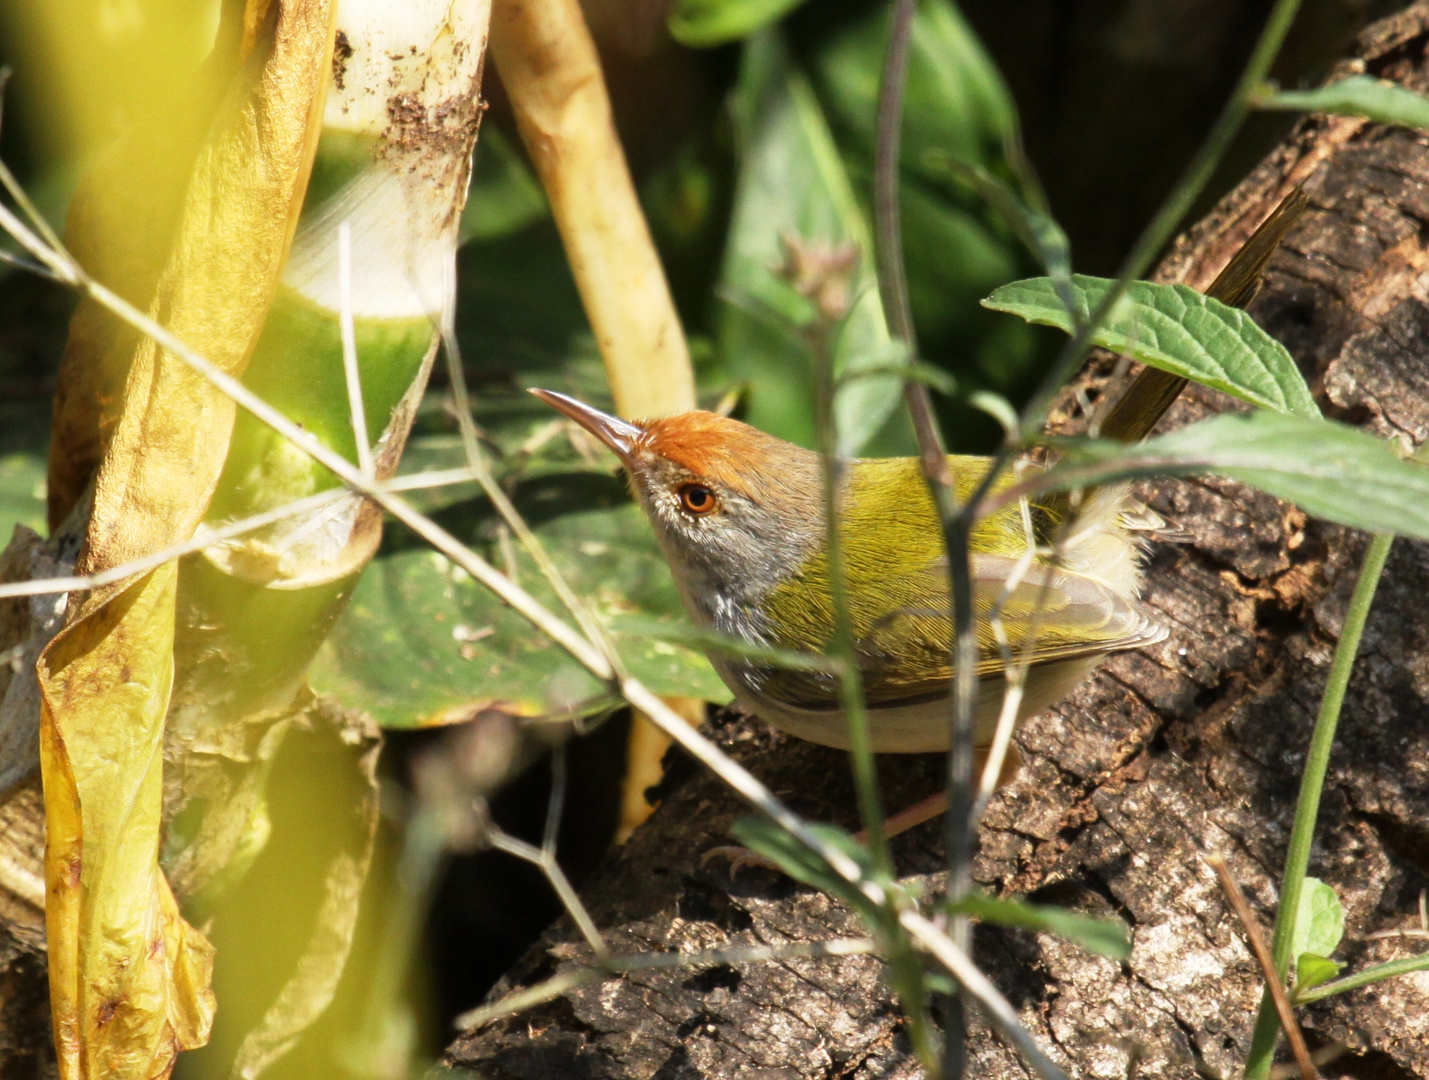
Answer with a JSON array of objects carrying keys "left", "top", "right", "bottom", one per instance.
[{"left": 443, "top": 7, "right": 1429, "bottom": 1079}]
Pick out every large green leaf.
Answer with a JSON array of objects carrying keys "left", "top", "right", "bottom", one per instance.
[
  {"left": 983, "top": 275, "right": 1319, "bottom": 418},
  {"left": 1262, "top": 75, "right": 1429, "bottom": 131},
  {"left": 0, "top": 452, "right": 46, "bottom": 543},
  {"left": 1291, "top": 877, "right": 1345, "bottom": 960},
  {"left": 668, "top": 0, "right": 810, "bottom": 47},
  {"left": 718, "top": 31, "right": 906, "bottom": 457},
  {"left": 1041, "top": 411, "right": 1429, "bottom": 539},
  {"left": 309, "top": 479, "right": 731, "bottom": 728}
]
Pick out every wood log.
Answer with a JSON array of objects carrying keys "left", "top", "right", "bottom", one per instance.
[{"left": 443, "top": 5, "right": 1429, "bottom": 1077}]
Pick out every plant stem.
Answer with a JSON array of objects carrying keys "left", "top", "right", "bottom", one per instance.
[
  {"left": 1293, "top": 951, "right": 1429, "bottom": 1005},
  {"left": 808, "top": 317, "right": 892, "bottom": 882},
  {"left": 953, "top": 0, "right": 1309, "bottom": 536},
  {"left": 873, "top": 1, "right": 972, "bottom": 1074},
  {"left": 1243, "top": 532, "right": 1394, "bottom": 1080},
  {"left": 873, "top": 0, "right": 917, "bottom": 352}
]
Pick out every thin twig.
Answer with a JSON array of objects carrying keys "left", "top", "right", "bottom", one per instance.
[
  {"left": 873, "top": 2, "right": 973, "bottom": 1073},
  {"left": 437, "top": 325, "right": 620, "bottom": 667},
  {"left": 873, "top": 0, "right": 917, "bottom": 351},
  {"left": 455, "top": 937, "right": 878, "bottom": 1031},
  {"left": 1206, "top": 853, "right": 1318, "bottom": 1080},
  {"left": 483, "top": 792, "right": 610, "bottom": 965},
  {"left": 337, "top": 221, "right": 375, "bottom": 477},
  {"left": 1245, "top": 532, "right": 1394, "bottom": 1078},
  {"left": 796, "top": 242, "right": 892, "bottom": 880},
  {"left": 0, "top": 468, "right": 484, "bottom": 602}
]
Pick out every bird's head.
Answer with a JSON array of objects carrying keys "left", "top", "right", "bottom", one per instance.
[{"left": 530, "top": 389, "right": 823, "bottom": 622}]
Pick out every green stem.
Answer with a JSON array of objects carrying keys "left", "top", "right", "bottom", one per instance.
[
  {"left": 808, "top": 318, "right": 892, "bottom": 883},
  {"left": 1243, "top": 532, "right": 1394, "bottom": 1080},
  {"left": 1293, "top": 951, "right": 1429, "bottom": 1005}
]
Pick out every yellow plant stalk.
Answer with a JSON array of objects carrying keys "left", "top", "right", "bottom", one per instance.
[
  {"left": 491, "top": 0, "right": 702, "bottom": 835},
  {"left": 35, "top": 1, "right": 336, "bottom": 1075},
  {"left": 490, "top": 0, "right": 695, "bottom": 421},
  {"left": 163, "top": 0, "right": 493, "bottom": 908}
]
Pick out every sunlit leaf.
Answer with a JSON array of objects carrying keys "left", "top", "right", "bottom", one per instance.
[
  {"left": 1039, "top": 411, "right": 1429, "bottom": 539},
  {"left": 983, "top": 275, "right": 1319, "bottom": 418},
  {"left": 1262, "top": 75, "right": 1429, "bottom": 130},
  {"left": 948, "top": 892, "right": 1131, "bottom": 960},
  {"left": 1295, "top": 953, "right": 1344, "bottom": 994},
  {"left": 668, "top": 0, "right": 810, "bottom": 47},
  {"left": 310, "top": 488, "right": 731, "bottom": 729},
  {"left": 1291, "top": 877, "right": 1345, "bottom": 960}
]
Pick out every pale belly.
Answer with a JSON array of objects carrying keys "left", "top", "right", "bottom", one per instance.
[{"left": 716, "top": 655, "right": 1106, "bottom": 753}]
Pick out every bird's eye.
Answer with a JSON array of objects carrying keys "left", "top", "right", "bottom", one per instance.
[{"left": 676, "top": 483, "right": 717, "bottom": 516}]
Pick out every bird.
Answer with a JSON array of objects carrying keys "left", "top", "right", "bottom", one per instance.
[
  {"left": 532, "top": 386, "right": 1165, "bottom": 753},
  {"left": 531, "top": 187, "right": 1306, "bottom": 828}
]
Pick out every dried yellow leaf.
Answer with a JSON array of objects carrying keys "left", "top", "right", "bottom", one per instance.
[{"left": 37, "top": 1, "right": 337, "bottom": 1077}]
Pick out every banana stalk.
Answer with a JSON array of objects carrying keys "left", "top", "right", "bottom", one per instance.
[{"left": 20, "top": 1, "right": 492, "bottom": 1075}]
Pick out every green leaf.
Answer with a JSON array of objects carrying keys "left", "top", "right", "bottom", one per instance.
[
  {"left": 0, "top": 453, "right": 47, "bottom": 543},
  {"left": 1043, "top": 411, "right": 1429, "bottom": 539},
  {"left": 459, "top": 126, "right": 548, "bottom": 243},
  {"left": 730, "top": 815, "right": 887, "bottom": 924},
  {"left": 947, "top": 892, "right": 1131, "bottom": 959},
  {"left": 1291, "top": 877, "right": 1345, "bottom": 959},
  {"left": 310, "top": 480, "right": 731, "bottom": 729},
  {"left": 932, "top": 157, "right": 1072, "bottom": 286},
  {"left": 668, "top": 0, "right": 810, "bottom": 47},
  {"left": 717, "top": 32, "right": 906, "bottom": 457},
  {"left": 983, "top": 275, "right": 1319, "bottom": 419},
  {"left": 1288, "top": 878, "right": 1345, "bottom": 1000},
  {"left": 807, "top": 0, "right": 1018, "bottom": 177},
  {"left": 1262, "top": 75, "right": 1429, "bottom": 131},
  {"left": 1295, "top": 953, "right": 1344, "bottom": 994}
]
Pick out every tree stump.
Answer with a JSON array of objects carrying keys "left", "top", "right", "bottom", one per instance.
[{"left": 442, "top": 5, "right": 1429, "bottom": 1078}]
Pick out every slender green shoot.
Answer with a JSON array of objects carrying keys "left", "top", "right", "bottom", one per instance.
[
  {"left": 1293, "top": 951, "right": 1429, "bottom": 1005},
  {"left": 1243, "top": 532, "right": 1395, "bottom": 1080}
]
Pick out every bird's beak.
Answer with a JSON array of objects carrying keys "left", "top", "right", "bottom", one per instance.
[{"left": 529, "top": 388, "right": 643, "bottom": 464}]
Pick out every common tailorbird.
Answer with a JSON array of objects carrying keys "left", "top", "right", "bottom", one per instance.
[
  {"left": 533, "top": 188, "right": 1306, "bottom": 778},
  {"left": 533, "top": 387, "right": 1166, "bottom": 753}
]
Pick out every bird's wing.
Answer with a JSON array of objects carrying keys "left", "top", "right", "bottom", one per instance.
[{"left": 755, "top": 553, "right": 1165, "bottom": 711}]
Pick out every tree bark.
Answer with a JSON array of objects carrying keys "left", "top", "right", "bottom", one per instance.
[{"left": 443, "top": 5, "right": 1429, "bottom": 1078}]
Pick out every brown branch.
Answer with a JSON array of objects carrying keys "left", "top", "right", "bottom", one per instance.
[{"left": 1206, "top": 853, "right": 1318, "bottom": 1080}]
